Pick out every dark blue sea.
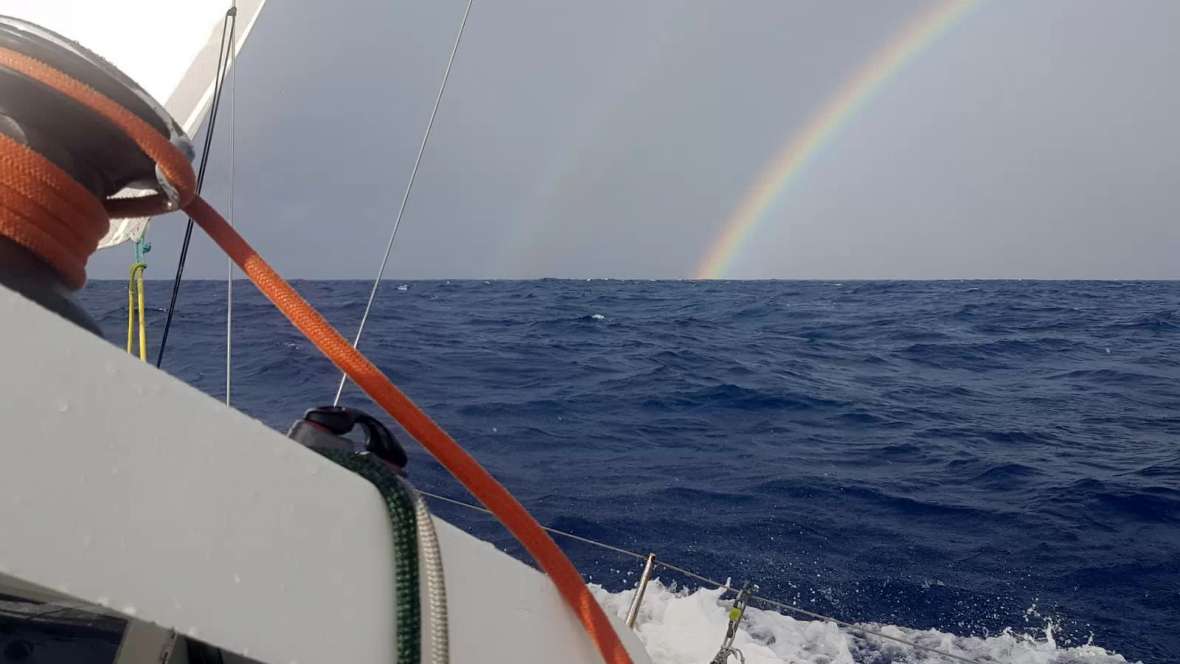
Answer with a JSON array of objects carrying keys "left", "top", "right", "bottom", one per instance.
[{"left": 79, "top": 280, "right": 1178, "bottom": 662}]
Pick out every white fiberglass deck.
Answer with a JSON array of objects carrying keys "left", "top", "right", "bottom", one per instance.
[{"left": 0, "top": 284, "right": 649, "bottom": 664}]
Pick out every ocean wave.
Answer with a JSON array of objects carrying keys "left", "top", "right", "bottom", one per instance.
[
  {"left": 641, "top": 384, "right": 844, "bottom": 412},
  {"left": 593, "top": 581, "right": 1135, "bottom": 664}
]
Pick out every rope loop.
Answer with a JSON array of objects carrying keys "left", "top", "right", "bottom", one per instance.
[{"left": 0, "top": 46, "right": 196, "bottom": 218}]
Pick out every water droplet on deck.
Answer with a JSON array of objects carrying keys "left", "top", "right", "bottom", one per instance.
[
  {"left": 56, "top": 400, "right": 70, "bottom": 413},
  {"left": 233, "top": 573, "right": 241, "bottom": 585}
]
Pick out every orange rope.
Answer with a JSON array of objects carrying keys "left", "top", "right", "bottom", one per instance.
[
  {"left": 0, "top": 46, "right": 632, "bottom": 664},
  {"left": 0, "top": 48, "right": 194, "bottom": 218},
  {"left": 0, "top": 133, "right": 109, "bottom": 288}
]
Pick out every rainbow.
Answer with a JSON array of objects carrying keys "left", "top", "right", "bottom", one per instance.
[{"left": 695, "top": 0, "right": 978, "bottom": 279}]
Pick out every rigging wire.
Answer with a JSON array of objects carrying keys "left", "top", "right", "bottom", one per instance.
[
  {"left": 155, "top": 7, "right": 237, "bottom": 368},
  {"left": 417, "top": 490, "right": 989, "bottom": 664},
  {"left": 226, "top": 1, "right": 237, "bottom": 405},
  {"left": 333, "top": 0, "right": 475, "bottom": 405}
]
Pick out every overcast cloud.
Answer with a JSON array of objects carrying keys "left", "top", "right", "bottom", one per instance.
[{"left": 87, "top": 0, "right": 1180, "bottom": 280}]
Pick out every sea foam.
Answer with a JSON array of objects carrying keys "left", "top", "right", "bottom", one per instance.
[{"left": 592, "top": 581, "right": 1135, "bottom": 664}]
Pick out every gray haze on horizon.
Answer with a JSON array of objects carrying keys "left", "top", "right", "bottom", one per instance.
[{"left": 88, "top": 0, "right": 1180, "bottom": 280}]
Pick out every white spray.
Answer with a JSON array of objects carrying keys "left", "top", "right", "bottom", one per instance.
[{"left": 592, "top": 580, "right": 1137, "bottom": 664}]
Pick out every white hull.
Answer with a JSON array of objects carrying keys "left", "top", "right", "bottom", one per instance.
[{"left": 0, "top": 284, "right": 650, "bottom": 663}]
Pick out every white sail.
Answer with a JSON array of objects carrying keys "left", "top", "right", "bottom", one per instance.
[{"left": 0, "top": 0, "right": 267, "bottom": 248}]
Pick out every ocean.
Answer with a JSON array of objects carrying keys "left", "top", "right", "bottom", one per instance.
[{"left": 78, "top": 279, "right": 1178, "bottom": 663}]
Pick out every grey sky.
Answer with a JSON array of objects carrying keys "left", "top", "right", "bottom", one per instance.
[{"left": 88, "top": 0, "right": 1180, "bottom": 280}]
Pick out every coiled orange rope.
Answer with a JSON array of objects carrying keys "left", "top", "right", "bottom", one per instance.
[{"left": 0, "top": 45, "right": 632, "bottom": 664}]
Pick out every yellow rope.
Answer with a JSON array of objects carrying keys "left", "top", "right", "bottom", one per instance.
[
  {"left": 126, "top": 262, "right": 147, "bottom": 361},
  {"left": 125, "top": 267, "right": 134, "bottom": 354}
]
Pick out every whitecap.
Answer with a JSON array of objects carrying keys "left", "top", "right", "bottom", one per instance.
[{"left": 592, "top": 581, "right": 1134, "bottom": 664}]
